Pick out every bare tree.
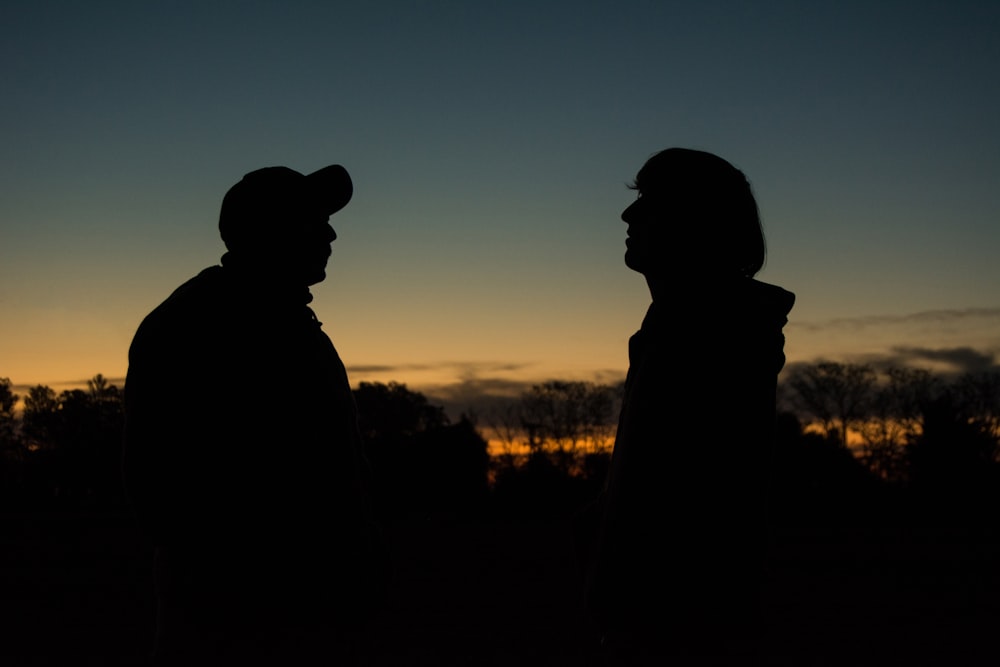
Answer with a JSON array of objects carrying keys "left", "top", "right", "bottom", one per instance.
[
  {"left": 21, "top": 385, "right": 59, "bottom": 450},
  {"left": 784, "top": 362, "right": 877, "bottom": 447},
  {"left": 953, "top": 370, "right": 1000, "bottom": 447},
  {"left": 482, "top": 400, "right": 525, "bottom": 468},
  {"left": 0, "top": 378, "right": 20, "bottom": 458},
  {"left": 858, "top": 366, "right": 942, "bottom": 480},
  {"left": 353, "top": 381, "right": 448, "bottom": 440},
  {"left": 478, "top": 380, "right": 621, "bottom": 476},
  {"left": 518, "top": 381, "right": 619, "bottom": 472}
]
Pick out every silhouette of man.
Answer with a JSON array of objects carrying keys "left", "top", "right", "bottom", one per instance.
[
  {"left": 585, "top": 148, "right": 795, "bottom": 664},
  {"left": 123, "top": 165, "right": 382, "bottom": 665}
]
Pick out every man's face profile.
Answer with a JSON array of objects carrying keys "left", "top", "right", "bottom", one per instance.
[
  {"left": 275, "top": 212, "right": 337, "bottom": 286},
  {"left": 219, "top": 165, "right": 352, "bottom": 287}
]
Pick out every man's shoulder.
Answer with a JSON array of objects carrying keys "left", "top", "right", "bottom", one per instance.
[
  {"left": 150, "top": 266, "right": 225, "bottom": 312},
  {"left": 132, "top": 266, "right": 227, "bottom": 341}
]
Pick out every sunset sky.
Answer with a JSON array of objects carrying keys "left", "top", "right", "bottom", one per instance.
[{"left": 2, "top": 1, "right": 998, "bottom": 416}]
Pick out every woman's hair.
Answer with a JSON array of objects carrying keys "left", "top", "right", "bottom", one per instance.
[{"left": 631, "top": 147, "right": 766, "bottom": 278}]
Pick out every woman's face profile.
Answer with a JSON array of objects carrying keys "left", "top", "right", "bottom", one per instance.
[
  {"left": 620, "top": 148, "right": 764, "bottom": 282},
  {"left": 621, "top": 182, "right": 673, "bottom": 276}
]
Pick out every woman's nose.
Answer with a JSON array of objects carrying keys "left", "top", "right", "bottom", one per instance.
[{"left": 621, "top": 200, "right": 640, "bottom": 223}]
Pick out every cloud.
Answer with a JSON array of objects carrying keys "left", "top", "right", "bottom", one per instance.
[
  {"left": 780, "top": 346, "right": 998, "bottom": 380},
  {"left": 8, "top": 376, "right": 127, "bottom": 396},
  {"left": 342, "top": 360, "right": 541, "bottom": 419},
  {"left": 345, "top": 364, "right": 416, "bottom": 375},
  {"left": 883, "top": 346, "right": 997, "bottom": 374},
  {"left": 350, "top": 362, "right": 628, "bottom": 421},
  {"left": 787, "top": 307, "right": 1000, "bottom": 333},
  {"left": 346, "top": 360, "right": 535, "bottom": 379},
  {"left": 785, "top": 306, "right": 1000, "bottom": 371},
  {"left": 423, "top": 378, "right": 534, "bottom": 419}
]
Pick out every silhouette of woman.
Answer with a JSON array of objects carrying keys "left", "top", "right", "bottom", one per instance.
[{"left": 585, "top": 148, "right": 795, "bottom": 664}]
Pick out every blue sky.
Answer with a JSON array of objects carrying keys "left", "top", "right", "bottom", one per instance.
[{"left": 2, "top": 1, "right": 998, "bottom": 413}]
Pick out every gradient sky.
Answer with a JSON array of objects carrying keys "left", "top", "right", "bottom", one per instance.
[{"left": 2, "top": 1, "right": 998, "bottom": 415}]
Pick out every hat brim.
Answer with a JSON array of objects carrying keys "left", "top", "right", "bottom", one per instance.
[{"left": 305, "top": 164, "right": 353, "bottom": 216}]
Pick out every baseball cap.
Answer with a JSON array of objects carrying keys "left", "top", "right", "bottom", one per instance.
[{"left": 219, "top": 164, "right": 352, "bottom": 248}]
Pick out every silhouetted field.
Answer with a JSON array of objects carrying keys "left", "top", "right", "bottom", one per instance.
[
  {"left": 2, "top": 507, "right": 999, "bottom": 665},
  {"left": 0, "top": 511, "right": 154, "bottom": 664},
  {"left": 3, "top": 373, "right": 998, "bottom": 663}
]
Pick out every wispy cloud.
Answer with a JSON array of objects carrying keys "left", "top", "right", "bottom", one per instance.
[
  {"left": 346, "top": 360, "right": 535, "bottom": 379},
  {"left": 350, "top": 361, "right": 628, "bottom": 420},
  {"left": 781, "top": 346, "right": 998, "bottom": 380},
  {"left": 788, "top": 307, "right": 1000, "bottom": 333},
  {"left": 8, "top": 376, "right": 127, "bottom": 396},
  {"left": 785, "top": 306, "right": 1000, "bottom": 371},
  {"left": 882, "top": 346, "right": 997, "bottom": 374}
]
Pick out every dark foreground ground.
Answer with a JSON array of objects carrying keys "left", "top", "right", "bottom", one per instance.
[{"left": 2, "top": 510, "right": 998, "bottom": 666}]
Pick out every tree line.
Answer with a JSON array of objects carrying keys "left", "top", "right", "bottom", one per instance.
[
  {"left": 1, "top": 374, "right": 125, "bottom": 507},
  {"left": 2, "top": 363, "right": 998, "bottom": 524},
  {"left": 781, "top": 362, "right": 1000, "bottom": 485}
]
